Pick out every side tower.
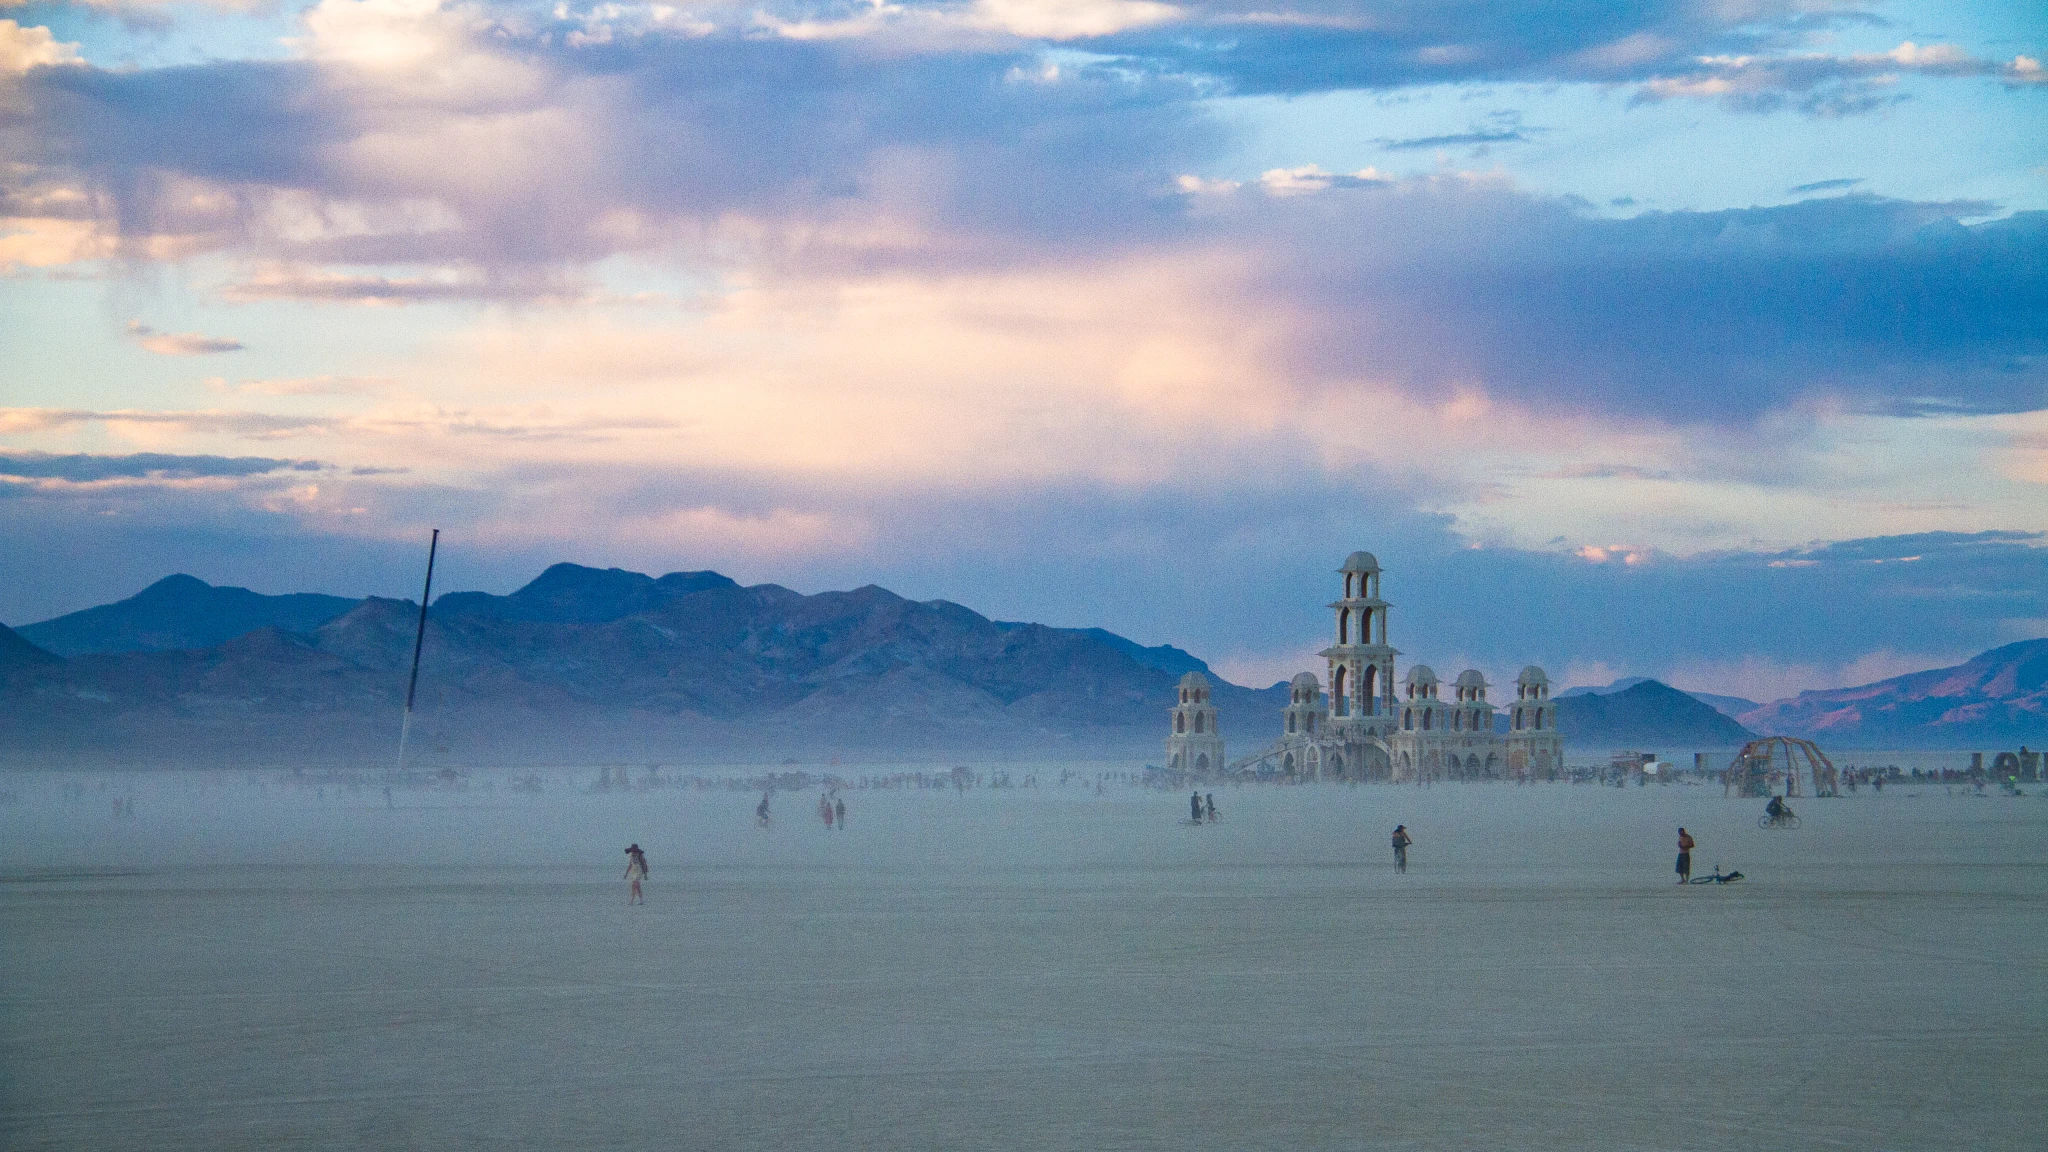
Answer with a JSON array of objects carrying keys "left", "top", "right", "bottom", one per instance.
[
  {"left": 1506, "top": 666, "right": 1564, "bottom": 780},
  {"left": 1320, "top": 551, "right": 1398, "bottom": 778},
  {"left": 1390, "top": 664, "right": 1444, "bottom": 781},
  {"left": 1277, "top": 671, "right": 1325, "bottom": 778},
  {"left": 1449, "top": 669, "right": 1501, "bottom": 779},
  {"left": 1283, "top": 672, "right": 1323, "bottom": 741},
  {"left": 1166, "top": 670, "right": 1226, "bottom": 778}
]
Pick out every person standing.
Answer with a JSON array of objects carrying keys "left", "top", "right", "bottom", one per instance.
[
  {"left": 1204, "top": 793, "right": 1218, "bottom": 823},
  {"left": 834, "top": 796, "right": 846, "bottom": 830},
  {"left": 1190, "top": 791, "right": 1203, "bottom": 823},
  {"left": 820, "top": 792, "right": 834, "bottom": 829},
  {"left": 1676, "top": 827, "right": 1695, "bottom": 884},
  {"left": 1392, "top": 825, "right": 1412, "bottom": 873},
  {"left": 624, "top": 844, "right": 649, "bottom": 905}
]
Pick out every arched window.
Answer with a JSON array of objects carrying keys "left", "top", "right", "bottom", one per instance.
[
  {"left": 1422, "top": 710, "right": 1432, "bottom": 730},
  {"left": 1287, "top": 713, "right": 1296, "bottom": 734},
  {"left": 1193, "top": 712, "right": 1205, "bottom": 734},
  {"left": 1535, "top": 708, "right": 1545, "bottom": 729},
  {"left": 1363, "top": 665, "right": 1377, "bottom": 713},
  {"left": 1339, "top": 608, "right": 1350, "bottom": 644},
  {"left": 1196, "top": 753, "right": 1209, "bottom": 772},
  {"left": 1176, "top": 713, "right": 1185, "bottom": 733},
  {"left": 1454, "top": 711, "right": 1463, "bottom": 731},
  {"left": 1307, "top": 714, "right": 1315, "bottom": 733},
  {"left": 1333, "top": 666, "right": 1349, "bottom": 716},
  {"left": 1403, "top": 708, "right": 1412, "bottom": 730}
]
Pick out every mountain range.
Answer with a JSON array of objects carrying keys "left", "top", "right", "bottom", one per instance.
[
  {"left": 1552, "top": 681, "right": 1755, "bottom": 751},
  {"left": 18, "top": 574, "right": 359, "bottom": 657},
  {"left": 0, "top": 565, "right": 1278, "bottom": 767},
  {"left": 3, "top": 566, "right": 2040, "bottom": 765},
  {"left": 1558, "top": 677, "right": 1759, "bottom": 720},
  {"left": 1734, "top": 640, "right": 2048, "bottom": 748}
]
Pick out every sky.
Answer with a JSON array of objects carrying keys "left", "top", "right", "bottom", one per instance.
[{"left": 1, "top": 0, "right": 2044, "bottom": 702}]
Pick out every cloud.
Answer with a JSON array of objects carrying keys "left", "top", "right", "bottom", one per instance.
[
  {"left": 206, "top": 374, "right": 389, "bottom": 396},
  {"left": 0, "top": 450, "right": 323, "bottom": 481},
  {"left": 125, "top": 321, "right": 245, "bottom": 355},
  {"left": 966, "top": 0, "right": 1182, "bottom": 40},
  {"left": 1789, "top": 177, "right": 1862, "bottom": 193},
  {"left": 0, "top": 407, "right": 338, "bottom": 438},
  {"left": 1378, "top": 129, "right": 1529, "bottom": 151},
  {"left": 220, "top": 265, "right": 552, "bottom": 305},
  {"left": 1632, "top": 41, "right": 2047, "bottom": 115},
  {"left": 1253, "top": 164, "right": 1388, "bottom": 195},
  {"left": 0, "top": 20, "right": 80, "bottom": 76}
]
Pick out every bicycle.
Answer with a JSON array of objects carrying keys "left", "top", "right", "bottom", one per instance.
[
  {"left": 1689, "top": 866, "right": 1745, "bottom": 884},
  {"left": 1757, "top": 812, "right": 1801, "bottom": 830}
]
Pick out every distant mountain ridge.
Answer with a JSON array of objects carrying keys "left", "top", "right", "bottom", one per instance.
[
  {"left": 8, "top": 566, "right": 2039, "bottom": 762},
  {"left": 0, "top": 564, "right": 1284, "bottom": 766},
  {"left": 1553, "top": 680, "right": 1755, "bottom": 749},
  {"left": 18, "top": 575, "right": 360, "bottom": 657},
  {"left": 1560, "top": 677, "right": 1759, "bottom": 720},
  {"left": 0, "top": 624, "right": 59, "bottom": 669},
  {"left": 1736, "top": 639, "right": 2048, "bottom": 747}
]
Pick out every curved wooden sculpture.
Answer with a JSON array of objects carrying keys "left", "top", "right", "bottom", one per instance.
[{"left": 1724, "top": 736, "right": 1838, "bottom": 798}]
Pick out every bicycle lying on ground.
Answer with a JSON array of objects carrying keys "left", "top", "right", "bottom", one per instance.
[
  {"left": 1757, "top": 812, "right": 1801, "bottom": 829},
  {"left": 1689, "top": 866, "right": 1745, "bottom": 884}
]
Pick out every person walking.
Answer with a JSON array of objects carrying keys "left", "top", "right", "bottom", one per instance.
[
  {"left": 624, "top": 843, "right": 649, "bottom": 905},
  {"left": 1204, "top": 793, "right": 1218, "bottom": 823},
  {"left": 1676, "top": 827, "right": 1695, "bottom": 884},
  {"left": 820, "top": 792, "right": 834, "bottom": 829},
  {"left": 1392, "top": 825, "right": 1412, "bottom": 873},
  {"left": 1190, "top": 791, "right": 1203, "bottom": 823},
  {"left": 756, "top": 789, "right": 772, "bottom": 827},
  {"left": 834, "top": 796, "right": 846, "bottom": 830}
]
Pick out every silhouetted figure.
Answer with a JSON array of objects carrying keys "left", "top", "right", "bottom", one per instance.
[
  {"left": 624, "top": 844, "right": 648, "bottom": 904},
  {"left": 1676, "top": 827, "right": 1695, "bottom": 884},
  {"left": 757, "top": 790, "right": 772, "bottom": 827},
  {"left": 1392, "top": 825, "right": 1412, "bottom": 873},
  {"left": 1191, "top": 791, "right": 1203, "bottom": 823},
  {"left": 820, "top": 792, "right": 834, "bottom": 829},
  {"left": 834, "top": 796, "right": 846, "bottom": 830},
  {"left": 1205, "top": 793, "right": 1218, "bottom": 823}
]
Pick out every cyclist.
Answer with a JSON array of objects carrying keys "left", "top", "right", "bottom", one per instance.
[{"left": 1765, "top": 795, "right": 1794, "bottom": 825}]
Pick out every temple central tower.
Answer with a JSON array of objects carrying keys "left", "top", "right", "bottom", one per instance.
[{"left": 1320, "top": 551, "right": 1398, "bottom": 742}]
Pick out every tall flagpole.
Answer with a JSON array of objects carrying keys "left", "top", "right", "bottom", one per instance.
[{"left": 395, "top": 528, "right": 440, "bottom": 773}]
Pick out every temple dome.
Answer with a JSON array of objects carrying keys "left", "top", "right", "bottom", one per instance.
[
  {"left": 1517, "top": 665, "right": 1549, "bottom": 683},
  {"left": 1289, "top": 672, "right": 1319, "bottom": 688},
  {"left": 1405, "top": 664, "right": 1438, "bottom": 684},
  {"left": 1339, "top": 551, "right": 1381, "bottom": 572},
  {"left": 1454, "top": 669, "right": 1487, "bottom": 688}
]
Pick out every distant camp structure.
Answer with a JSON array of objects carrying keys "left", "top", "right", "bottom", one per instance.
[
  {"left": 1181, "top": 551, "right": 1563, "bottom": 782},
  {"left": 1724, "top": 736, "right": 1838, "bottom": 798}
]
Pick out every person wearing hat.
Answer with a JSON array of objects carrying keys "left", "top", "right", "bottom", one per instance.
[{"left": 623, "top": 844, "right": 649, "bottom": 904}]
